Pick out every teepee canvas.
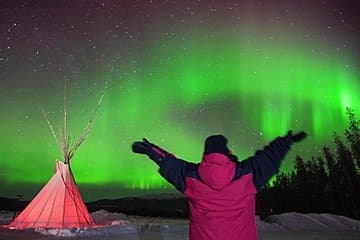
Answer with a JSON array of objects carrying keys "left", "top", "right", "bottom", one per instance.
[
  {"left": 8, "top": 88, "right": 103, "bottom": 229},
  {"left": 8, "top": 160, "right": 95, "bottom": 229}
]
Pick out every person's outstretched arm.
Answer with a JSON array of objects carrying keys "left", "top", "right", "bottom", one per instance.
[
  {"left": 132, "top": 138, "right": 197, "bottom": 193},
  {"left": 239, "top": 131, "right": 306, "bottom": 191}
]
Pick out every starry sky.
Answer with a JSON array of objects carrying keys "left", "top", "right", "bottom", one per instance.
[{"left": 0, "top": 0, "right": 359, "bottom": 201}]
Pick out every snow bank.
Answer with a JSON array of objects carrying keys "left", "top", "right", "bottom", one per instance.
[
  {"left": 35, "top": 224, "right": 138, "bottom": 237},
  {"left": 32, "top": 210, "right": 177, "bottom": 237},
  {"left": 34, "top": 210, "right": 137, "bottom": 237},
  {"left": 256, "top": 216, "right": 286, "bottom": 231},
  {"left": 264, "top": 212, "right": 360, "bottom": 231},
  {"left": 91, "top": 209, "right": 131, "bottom": 226},
  {"left": 2, "top": 210, "right": 359, "bottom": 238}
]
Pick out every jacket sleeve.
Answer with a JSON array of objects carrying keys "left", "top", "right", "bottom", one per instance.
[
  {"left": 241, "top": 135, "right": 293, "bottom": 192},
  {"left": 146, "top": 145, "right": 195, "bottom": 193},
  {"left": 158, "top": 157, "right": 196, "bottom": 193}
]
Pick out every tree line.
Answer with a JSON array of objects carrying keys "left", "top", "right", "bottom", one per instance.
[{"left": 257, "top": 108, "right": 360, "bottom": 220}]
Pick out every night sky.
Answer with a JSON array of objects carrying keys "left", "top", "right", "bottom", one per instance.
[{"left": 0, "top": 0, "right": 359, "bottom": 201}]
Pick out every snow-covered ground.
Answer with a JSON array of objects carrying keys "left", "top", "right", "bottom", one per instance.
[{"left": 1, "top": 210, "right": 359, "bottom": 240}]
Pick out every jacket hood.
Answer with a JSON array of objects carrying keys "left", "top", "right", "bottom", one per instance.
[{"left": 198, "top": 153, "right": 236, "bottom": 191}]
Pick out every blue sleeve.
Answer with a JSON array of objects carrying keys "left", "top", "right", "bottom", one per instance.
[
  {"left": 144, "top": 144, "right": 197, "bottom": 193},
  {"left": 158, "top": 157, "right": 197, "bottom": 193},
  {"left": 240, "top": 135, "right": 293, "bottom": 192}
]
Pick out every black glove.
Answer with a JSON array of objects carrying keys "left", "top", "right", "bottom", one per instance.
[
  {"left": 132, "top": 138, "right": 153, "bottom": 154},
  {"left": 287, "top": 131, "right": 307, "bottom": 143},
  {"left": 132, "top": 138, "right": 168, "bottom": 166}
]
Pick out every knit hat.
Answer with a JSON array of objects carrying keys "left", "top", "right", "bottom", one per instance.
[{"left": 203, "top": 135, "right": 238, "bottom": 163}]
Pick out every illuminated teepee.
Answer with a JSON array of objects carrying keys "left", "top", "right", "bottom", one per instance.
[{"left": 8, "top": 85, "right": 103, "bottom": 229}]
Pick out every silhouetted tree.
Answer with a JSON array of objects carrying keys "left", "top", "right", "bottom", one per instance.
[
  {"left": 293, "top": 155, "right": 311, "bottom": 212},
  {"left": 345, "top": 107, "right": 360, "bottom": 171},
  {"left": 257, "top": 109, "right": 360, "bottom": 219},
  {"left": 317, "top": 157, "right": 329, "bottom": 209},
  {"left": 343, "top": 108, "right": 360, "bottom": 218},
  {"left": 333, "top": 132, "right": 358, "bottom": 217}
]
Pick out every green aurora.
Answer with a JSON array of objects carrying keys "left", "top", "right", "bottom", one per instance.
[{"left": 1, "top": 34, "right": 359, "bottom": 200}]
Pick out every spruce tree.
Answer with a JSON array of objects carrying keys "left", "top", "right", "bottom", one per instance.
[
  {"left": 333, "top": 132, "right": 358, "bottom": 218},
  {"left": 294, "top": 155, "right": 310, "bottom": 212},
  {"left": 345, "top": 107, "right": 360, "bottom": 171}
]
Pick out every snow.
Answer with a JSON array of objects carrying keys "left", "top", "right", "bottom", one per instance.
[
  {"left": 262, "top": 212, "right": 360, "bottom": 231},
  {"left": 1, "top": 210, "right": 359, "bottom": 239}
]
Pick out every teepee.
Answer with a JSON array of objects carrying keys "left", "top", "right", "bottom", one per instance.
[{"left": 8, "top": 84, "right": 103, "bottom": 229}]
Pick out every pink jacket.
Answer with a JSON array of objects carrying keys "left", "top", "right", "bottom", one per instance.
[
  {"left": 154, "top": 136, "right": 292, "bottom": 240},
  {"left": 186, "top": 153, "right": 257, "bottom": 240}
]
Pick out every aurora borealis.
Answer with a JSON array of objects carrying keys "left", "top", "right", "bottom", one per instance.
[{"left": 0, "top": 1, "right": 359, "bottom": 201}]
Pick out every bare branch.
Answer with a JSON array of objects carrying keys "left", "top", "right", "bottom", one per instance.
[
  {"left": 68, "top": 94, "right": 104, "bottom": 160},
  {"left": 63, "top": 79, "right": 68, "bottom": 160},
  {"left": 41, "top": 109, "right": 63, "bottom": 158}
]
